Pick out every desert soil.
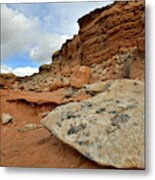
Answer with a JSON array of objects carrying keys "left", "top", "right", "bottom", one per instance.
[{"left": 0, "top": 89, "right": 102, "bottom": 168}]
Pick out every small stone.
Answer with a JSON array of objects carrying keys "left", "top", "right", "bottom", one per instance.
[
  {"left": 12, "top": 121, "right": 16, "bottom": 126},
  {"left": 1, "top": 113, "right": 13, "bottom": 125},
  {"left": 18, "top": 123, "right": 41, "bottom": 133}
]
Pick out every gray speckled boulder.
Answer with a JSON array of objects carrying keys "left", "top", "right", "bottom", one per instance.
[{"left": 41, "top": 79, "right": 144, "bottom": 169}]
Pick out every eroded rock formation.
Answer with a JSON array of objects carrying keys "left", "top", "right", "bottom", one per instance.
[
  {"left": 0, "top": 73, "right": 17, "bottom": 89},
  {"left": 52, "top": 0, "right": 144, "bottom": 80},
  {"left": 6, "top": 0, "right": 144, "bottom": 92}
]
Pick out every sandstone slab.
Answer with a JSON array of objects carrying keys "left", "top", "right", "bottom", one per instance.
[{"left": 42, "top": 79, "right": 144, "bottom": 169}]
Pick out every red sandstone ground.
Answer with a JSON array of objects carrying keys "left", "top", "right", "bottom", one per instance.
[{"left": 0, "top": 89, "right": 101, "bottom": 168}]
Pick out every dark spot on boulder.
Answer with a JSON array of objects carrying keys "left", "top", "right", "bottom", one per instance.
[
  {"left": 106, "top": 128, "right": 117, "bottom": 134},
  {"left": 64, "top": 94, "right": 72, "bottom": 99},
  {"left": 102, "top": 82, "right": 112, "bottom": 92},
  {"left": 87, "top": 92, "right": 95, "bottom": 96},
  {"left": 61, "top": 118, "right": 64, "bottom": 121},
  {"left": 67, "top": 123, "right": 87, "bottom": 135},
  {"left": 56, "top": 122, "right": 61, "bottom": 127},
  {"left": 75, "top": 114, "right": 81, "bottom": 118},
  {"left": 78, "top": 140, "right": 89, "bottom": 146},
  {"left": 81, "top": 123, "right": 87, "bottom": 129},
  {"left": 87, "top": 104, "right": 92, "bottom": 107},
  {"left": 111, "top": 114, "right": 130, "bottom": 126},
  {"left": 84, "top": 152, "right": 93, "bottom": 161},
  {"left": 98, "top": 144, "right": 102, "bottom": 149},
  {"left": 65, "top": 112, "right": 76, "bottom": 119},
  {"left": 85, "top": 132, "right": 90, "bottom": 137},
  {"left": 81, "top": 102, "right": 93, "bottom": 109},
  {"left": 96, "top": 107, "right": 106, "bottom": 114},
  {"left": 116, "top": 100, "right": 121, "bottom": 104},
  {"left": 133, "top": 122, "right": 138, "bottom": 126},
  {"left": 133, "top": 82, "right": 138, "bottom": 86},
  {"left": 128, "top": 104, "right": 136, "bottom": 109},
  {"left": 109, "top": 110, "right": 117, "bottom": 114},
  {"left": 68, "top": 127, "right": 77, "bottom": 135}
]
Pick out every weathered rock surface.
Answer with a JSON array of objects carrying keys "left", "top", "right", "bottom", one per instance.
[
  {"left": 0, "top": 73, "right": 17, "bottom": 89},
  {"left": 42, "top": 80, "right": 144, "bottom": 169},
  {"left": 49, "top": 80, "right": 65, "bottom": 92},
  {"left": 1, "top": 113, "right": 13, "bottom": 125},
  {"left": 78, "top": 1, "right": 144, "bottom": 67},
  {"left": 70, "top": 66, "right": 92, "bottom": 88}
]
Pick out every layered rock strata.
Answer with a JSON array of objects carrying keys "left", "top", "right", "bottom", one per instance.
[{"left": 5, "top": 0, "right": 144, "bottom": 91}]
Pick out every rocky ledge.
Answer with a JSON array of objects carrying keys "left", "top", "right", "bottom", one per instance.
[{"left": 42, "top": 79, "right": 144, "bottom": 169}]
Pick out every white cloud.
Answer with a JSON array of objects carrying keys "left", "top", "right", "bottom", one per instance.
[
  {"left": 1, "top": 4, "right": 39, "bottom": 60},
  {"left": 1, "top": 64, "right": 13, "bottom": 74},
  {"left": 13, "top": 66, "right": 39, "bottom": 76},
  {"left": 30, "top": 33, "right": 69, "bottom": 64},
  {"left": 1, "top": 4, "right": 69, "bottom": 64},
  {"left": 1, "top": 64, "right": 38, "bottom": 77}
]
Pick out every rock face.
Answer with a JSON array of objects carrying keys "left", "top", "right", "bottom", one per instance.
[
  {"left": 0, "top": 73, "right": 17, "bottom": 89},
  {"left": 52, "top": 0, "right": 144, "bottom": 80},
  {"left": 42, "top": 80, "right": 144, "bottom": 169},
  {"left": 70, "top": 66, "right": 92, "bottom": 88},
  {"left": 78, "top": 1, "right": 144, "bottom": 66},
  {"left": 49, "top": 80, "right": 65, "bottom": 92},
  {"left": 9, "top": 0, "right": 144, "bottom": 92}
]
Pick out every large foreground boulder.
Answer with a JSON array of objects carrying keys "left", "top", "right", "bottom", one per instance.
[{"left": 41, "top": 79, "right": 144, "bottom": 169}]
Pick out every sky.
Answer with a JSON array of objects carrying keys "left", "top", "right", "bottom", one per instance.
[{"left": 1, "top": 1, "right": 113, "bottom": 76}]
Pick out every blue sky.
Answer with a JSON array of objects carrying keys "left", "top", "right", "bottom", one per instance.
[{"left": 1, "top": 1, "right": 113, "bottom": 76}]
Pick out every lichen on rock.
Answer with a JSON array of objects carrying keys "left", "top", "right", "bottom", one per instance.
[{"left": 41, "top": 79, "right": 144, "bottom": 169}]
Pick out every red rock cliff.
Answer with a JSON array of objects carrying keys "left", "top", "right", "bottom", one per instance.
[
  {"left": 52, "top": 0, "right": 144, "bottom": 80},
  {"left": 9, "top": 0, "right": 144, "bottom": 91}
]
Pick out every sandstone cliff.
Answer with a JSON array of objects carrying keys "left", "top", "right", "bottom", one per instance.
[
  {"left": 2, "top": 0, "right": 144, "bottom": 92},
  {"left": 52, "top": 0, "right": 144, "bottom": 80}
]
